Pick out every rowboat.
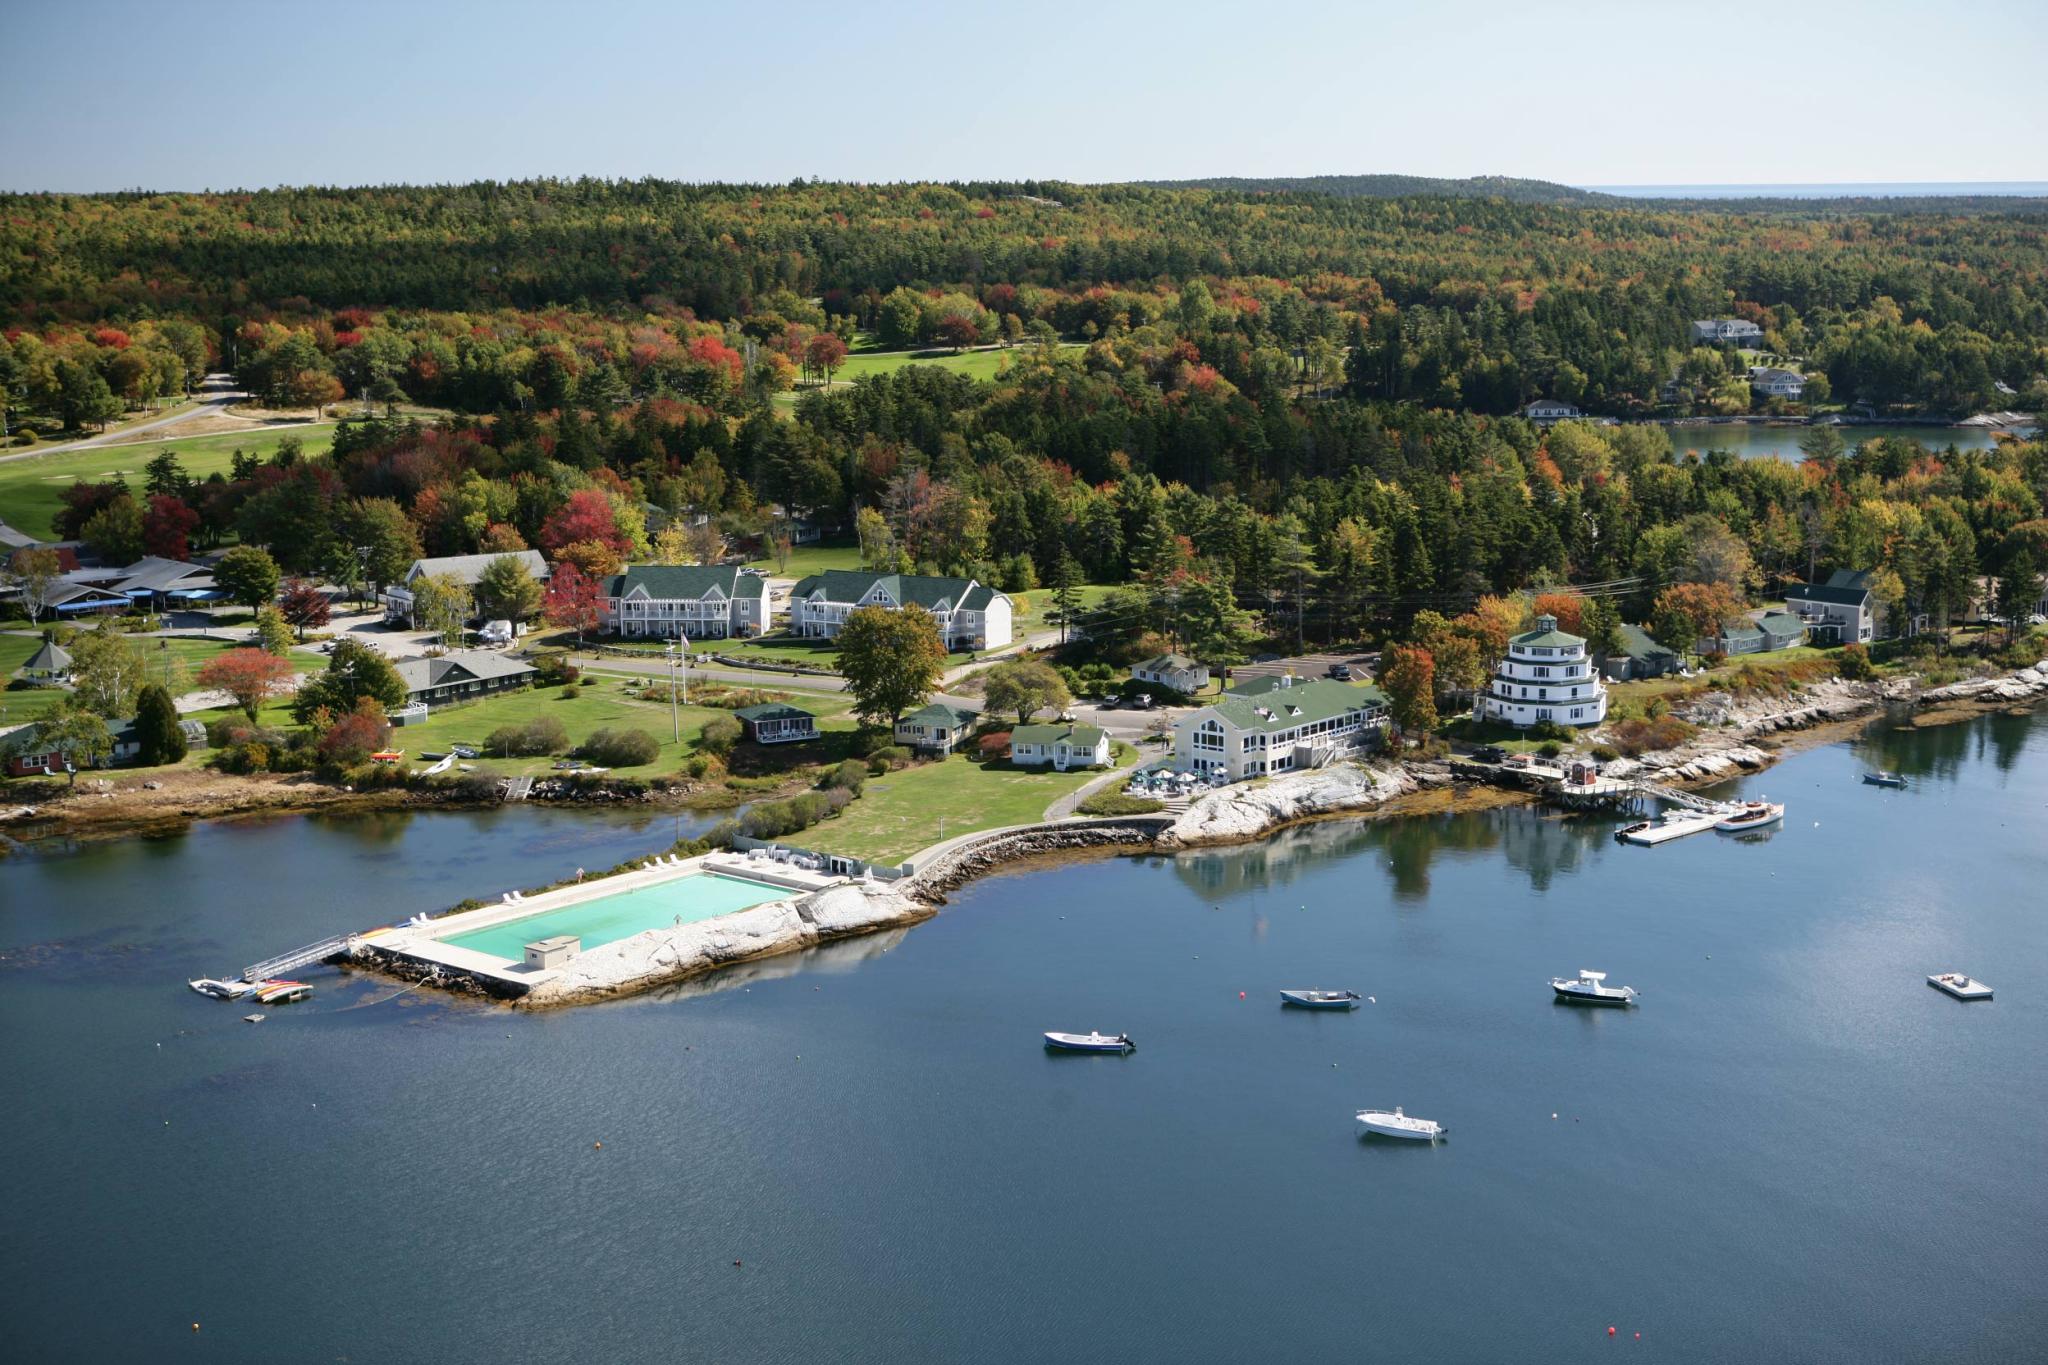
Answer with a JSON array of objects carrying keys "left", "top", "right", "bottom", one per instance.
[
  {"left": 1357, "top": 1107, "right": 1446, "bottom": 1141},
  {"left": 1280, "top": 989, "right": 1361, "bottom": 1010},
  {"left": 1862, "top": 771, "right": 1908, "bottom": 788},
  {"left": 1715, "top": 800, "right": 1784, "bottom": 833},
  {"left": 1043, "top": 1031, "right": 1134, "bottom": 1053}
]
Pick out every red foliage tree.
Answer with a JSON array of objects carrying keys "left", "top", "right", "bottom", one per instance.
[
  {"left": 196, "top": 648, "right": 296, "bottom": 721},
  {"left": 685, "top": 335, "right": 745, "bottom": 384},
  {"left": 317, "top": 697, "right": 392, "bottom": 767},
  {"left": 279, "top": 578, "right": 332, "bottom": 640},
  {"left": 543, "top": 561, "right": 603, "bottom": 642},
  {"left": 56, "top": 481, "right": 128, "bottom": 540},
  {"left": 936, "top": 315, "right": 981, "bottom": 351},
  {"left": 1530, "top": 592, "right": 1586, "bottom": 637},
  {"left": 142, "top": 494, "right": 199, "bottom": 560},
  {"left": 804, "top": 332, "right": 847, "bottom": 386},
  {"left": 538, "top": 489, "right": 630, "bottom": 555}
]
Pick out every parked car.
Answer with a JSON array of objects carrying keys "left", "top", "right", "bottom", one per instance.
[
  {"left": 1129, "top": 694, "right": 1155, "bottom": 710},
  {"left": 1470, "top": 745, "right": 1509, "bottom": 764},
  {"left": 1326, "top": 662, "right": 1355, "bottom": 680}
]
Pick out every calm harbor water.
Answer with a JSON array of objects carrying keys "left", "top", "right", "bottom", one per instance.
[
  {"left": 1662, "top": 422, "right": 2023, "bottom": 462},
  {"left": 3, "top": 710, "right": 2045, "bottom": 1361}
]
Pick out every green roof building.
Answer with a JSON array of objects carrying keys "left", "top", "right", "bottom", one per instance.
[
  {"left": 734, "top": 701, "right": 818, "bottom": 745},
  {"left": 788, "top": 571, "right": 1013, "bottom": 651},
  {"left": 1009, "top": 722, "right": 1109, "bottom": 770},
  {"left": 1172, "top": 675, "right": 1389, "bottom": 781},
  {"left": 598, "top": 564, "right": 768, "bottom": 639}
]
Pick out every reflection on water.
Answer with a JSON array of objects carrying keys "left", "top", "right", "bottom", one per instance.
[
  {"left": 1851, "top": 702, "right": 2035, "bottom": 781},
  {"left": 1167, "top": 802, "right": 1618, "bottom": 902}
]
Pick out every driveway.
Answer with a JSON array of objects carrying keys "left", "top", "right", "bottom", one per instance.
[{"left": 2, "top": 374, "right": 248, "bottom": 461}]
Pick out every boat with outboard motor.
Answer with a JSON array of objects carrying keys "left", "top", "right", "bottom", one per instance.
[
  {"left": 1280, "top": 989, "right": 1361, "bottom": 1010},
  {"left": 1550, "top": 969, "right": 1638, "bottom": 1007},
  {"left": 1715, "top": 799, "right": 1784, "bottom": 833},
  {"left": 1863, "top": 771, "right": 1908, "bottom": 789},
  {"left": 1356, "top": 1107, "right": 1446, "bottom": 1141},
  {"left": 1043, "top": 1031, "right": 1135, "bottom": 1053}
]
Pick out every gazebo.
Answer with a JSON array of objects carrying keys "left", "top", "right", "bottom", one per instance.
[{"left": 17, "top": 639, "right": 72, "bottom": 683}]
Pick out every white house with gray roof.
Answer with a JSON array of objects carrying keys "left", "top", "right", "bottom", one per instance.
[
  {"left": 1690, "top": 318, "right": 1764, "bottom": 346},
  {"left": 789, "top": 571, "right": 1011, "bottom": 650},
  {"left": 598, "top": 564, "right": 768, "bottom": 639},
  {"left": 1133, "top": 652, "right": 1208, "bottom": 693},
  {"left": 382, "top": 551, "right": 550, "bottom": 626},
  {"left": 1173, "top": 674, "right": 1388, "bottom": 781},
  {"left": 392, "top": 650, "right": 538, "bottom": 709}
]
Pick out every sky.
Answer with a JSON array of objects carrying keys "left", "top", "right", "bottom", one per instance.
[{"left": 3, "top": 0, "right": 2044, "bottom": 193}]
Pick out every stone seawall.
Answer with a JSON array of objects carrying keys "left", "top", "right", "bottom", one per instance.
[{"left": 909, "top": 817, "right": 1173, "bottom": 900}]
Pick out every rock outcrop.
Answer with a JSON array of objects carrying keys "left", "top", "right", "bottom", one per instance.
[
  {"left": 1157, "top": 763, "right": 1416, "bottom": 848},
  {"left": 1917, "top": 662, "right": 2048, "bottom": 707},
  {"left": 910, "top": 818, "right": 1170, "bottom": 899}
]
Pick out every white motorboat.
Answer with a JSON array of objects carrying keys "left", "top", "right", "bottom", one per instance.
[
  {"left": 1715, "top": 800, "right": 1784, "bottom": 833},
  {"left": 1357, "top": 1107, "right": 1446, "bottom": 1141},
  {"left": 1550, "top": 969, "right": 1637, "bottom": 1007},
  {"left": 188, "top": 978, "right": 257, "bottom": 1000},
  {"left": 1043, "top": 1031, "right": 1134, "bottom": 1053}
]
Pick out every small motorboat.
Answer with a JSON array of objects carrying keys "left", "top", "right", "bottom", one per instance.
[
  {"left": 1927, "top": 973, "right": 1992, "bottom": 1000},
  {"left": 1043, "top": 1031, "right": 1134, "bottom": 1053},
  {"left": 242, "top": 1013, "right": 265, "bottom": 1024},
  {"left": 1715, "top": 800, "right": 1784, "bottom": 833},
  {"left": 1357, "top": 1107, "right": 1446, "bottom": 1141},
  {"left": 1281, "top": 989, "right": 1361, "bottom": 1010},
  {"left": 1613, "top": 819, "right": 1653, "bottom": 844},
  {"left": 1551, "top": 969, "right": 1638, "bottom": 1007},
  {"left": 254, "top": 980, "right": 314, "bottom": 1005},
  {"left": 1862, "top": 771, "right": 1908, "bottom": 789},
  {"left": 188, "top": 978, "right": 257, "bottom": 1000}
]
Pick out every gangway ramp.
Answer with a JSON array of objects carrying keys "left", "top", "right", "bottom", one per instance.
[{"left": 244, "top": 934, "right": 354, "bottom": 982}]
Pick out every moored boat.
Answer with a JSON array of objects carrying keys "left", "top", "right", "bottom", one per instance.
[
  {"left": 1715, "top": 800, "right": 1784, "bottom": 833},
  {"left": 1280, "top": 989, "right": 1361, "bottom": 1010},
  {"left": 1043, "top": 1031, "right": 1134, "bottom": 1053},
  {"left": 1356, "top": 1107, "right": 1445, "bottom": 1141},
  {"left": 1551, "top": 969, "right": 1637, "bottom": 1006},
  {"left": 1862, "top": 771, "right": 1908, "bottom": 789},
  {"left": 188, "top": 978, "right": 257, "bottom": 1000},
  {"left": 1927, "top": 973, "right": 1992, "bottom": 1000}
]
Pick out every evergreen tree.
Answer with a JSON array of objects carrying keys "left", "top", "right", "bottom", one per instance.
[{"left": 132, "top": 683, "right": 187, "bottom": 766}]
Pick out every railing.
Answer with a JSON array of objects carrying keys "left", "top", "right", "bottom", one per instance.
[{"left": 244, "top": 934, "right": 355, "bottom": 982}]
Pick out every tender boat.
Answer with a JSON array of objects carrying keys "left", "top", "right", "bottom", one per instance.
[
  {"left": 1715, "top": 800, "right": 1784, "bottom": 833},
  {"left": 1551, "top": 969, "right": 1637, "bottom": 1006},
  {"left": 1927, "top": 973, "right": 1992, "bottom": 1001},
  {"left": 242, "top": 1013, "right": 265, "bottom": 1024},
  {"left": 1357, "top": 1107, "right": 1446, "bottom": 1141},
  {"left": 188, "top": 977, "right": 257, "bottom": 1000},
  {"left": 1862, "top": 771, "right": 1908, "bottom": 789},
  {"left": 1281, "top": 989, "right": 1361, "bottom": 1010},
  {"left": 254, "top": 979, "right": 314, "bottom": 1005},
  {"left": 1043, "top": 1031, "right": 1134, "bottom": 1053}
]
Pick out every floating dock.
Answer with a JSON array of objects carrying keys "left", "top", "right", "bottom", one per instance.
[
  {"left": 1928, "top": 973, "right": 1993, "bottom": 1000},
  {"left": 1617, "top": 811, "right": 1725, "bottom": 845}
]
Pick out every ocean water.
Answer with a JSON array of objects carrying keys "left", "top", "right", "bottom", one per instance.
[{"left": 2, "top": 708, "right": 2044, "bottom": 1361}]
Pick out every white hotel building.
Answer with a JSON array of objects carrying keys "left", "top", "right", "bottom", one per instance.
[{"left": 1475, "top": 614, "right": 1608, "bottom": 728}]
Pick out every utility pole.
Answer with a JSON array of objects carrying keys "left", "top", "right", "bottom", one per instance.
[{"left": 665, "top": 639, "right": 680, "bottom": 743}]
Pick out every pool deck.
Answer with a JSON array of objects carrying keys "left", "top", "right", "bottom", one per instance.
[{"left": 360, "top": 853, "right": 849, "bottom": 994}]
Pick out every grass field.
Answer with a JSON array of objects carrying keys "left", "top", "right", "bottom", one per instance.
[
  {"left": 742, "top": 538, "right": 864, "bottom": 575},
  {"left": 811, "top": 746, "right": 1133, "bottom": 864},
  {"left": 0, "top": 426, "right": 337, "bottom": 539},
  {"left": 771, "top": 343, "right": 1083, "bottom": 410}
]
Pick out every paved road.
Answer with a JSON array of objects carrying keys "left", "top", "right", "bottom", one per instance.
[{"left": 3, "top": 375, "right": 243, "bottom": 462}]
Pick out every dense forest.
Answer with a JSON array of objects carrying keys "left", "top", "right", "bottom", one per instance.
[{"left": 6, "top": 178, "right": 2047, "bottom": 667}]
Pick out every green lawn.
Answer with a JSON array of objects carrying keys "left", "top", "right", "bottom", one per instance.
[
  {"left": 812, "top": 746, "right": 1134, "bottom": 865},
  {"left": 0, "top": 427, "right": 337, "bottom": 539},
  {"left": 742, "top": 537, "right": 864, "bottom": 575}
]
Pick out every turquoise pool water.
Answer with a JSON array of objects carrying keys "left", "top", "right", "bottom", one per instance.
[{"left": 440, "top": 872, "right": 792, "bottom": 961}]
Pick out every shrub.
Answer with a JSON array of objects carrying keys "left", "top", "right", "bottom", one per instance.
[
  {"left": 1605, "top": 714, "right": 1699, "bottom": 757},
  {"left": 485, "top": 715, "right": 568, "bottom": 757},
  {"left": 828, "top": 758, "right": 868, "bottom": 793},
  {"left": 1702, "top": 650, "right": 1728, "bottom": 669},
  {"left": 532, "top": 653, "right": 580, "bottom": 686},
  {"left": 1537, "top": 740, "right": 1562, "bottom": 758},
  {"left": 579, "top": 727, "right": 659, "bottom": 767},
  {"left": 560, "top": 684, "right": 580, "bottom": 699},
  {"left": 1077, "top": 792, "right": 1165, "bottom": 816},
  {"left": 317, "top": 701, "right": 392, "bottom": 768},
  {"left": 868, "top": 744, "right": 911, "bottom": 769},
  {"left": 1835, "top": 643, "right": 1875, "bottom": 681},
  {"left": 699, "top": 713, "right": 742, "bottom": 755},
  {"left": 738, "top": 786, "right": 855, "bottom": 840},
  {"left": 1590, "top": 744, "right": 1620, "bottom": 762},
  {"left": 1528, "top": 719, "right": 1574, "bottom": 742}
]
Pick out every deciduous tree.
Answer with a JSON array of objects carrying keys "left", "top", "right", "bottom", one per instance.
[
  {"left": 292, "top": 640, "right": 405, "bottom": 724},
  {"left": 982, "top": 659, "right": 1071, "bottom": 724},
  {"left": 473, "top": 554, "right": 543, "bottom": 626},
  {"left": 214, "top": 545, "right": 281, "bottom": 609},
  {"left": 278, "top": 579, "right": 330, "bottom": 640},
  {"left": 1380, "top": 644, "right": 1438, "bottom": 745},
  {"left": 543, "top": 560, "right": 603, "bottom": 642},
  {"left": 197, "top": 647, "right": 296, "bottom": 721},
  {"left": 837, "top": 604, "right": 945, "bottom": 725}
]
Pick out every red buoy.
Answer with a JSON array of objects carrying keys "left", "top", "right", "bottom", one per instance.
[
  {"left": 1608, "top": 1327, "right": 1617, "bottom": 1336},
  {"left": 1239, "top": 991, "right": 1246, "bottom": 999}
]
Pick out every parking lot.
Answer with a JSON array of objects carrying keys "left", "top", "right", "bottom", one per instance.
[{"left": 1227, "top": 650, "right": 1379, "bottom": 686}]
